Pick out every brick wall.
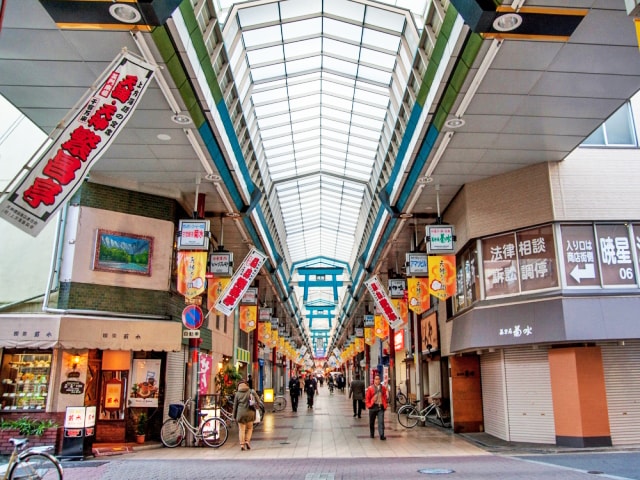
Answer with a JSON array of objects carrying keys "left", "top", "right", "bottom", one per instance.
[
  {"left": 0, "top": 412, "right": 64, "bottom": 455},
  {"left": 71, "top": 182, "right": 179, "bottom": 222}
]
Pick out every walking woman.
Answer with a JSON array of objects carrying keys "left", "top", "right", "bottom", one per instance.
[{"left": 233, "top": 378, "right": 258, "bottom": 450}]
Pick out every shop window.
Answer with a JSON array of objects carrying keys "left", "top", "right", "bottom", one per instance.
[
  {"left": 0, "top": 351, "right": 52, "bottom": 411},
  {"left": 453, "top": 243, "right": 479, "bottom": 314}
]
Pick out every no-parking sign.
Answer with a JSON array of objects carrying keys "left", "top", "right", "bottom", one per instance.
[{"left": 182, "top": 305, "right": 204, "bottom": 330}]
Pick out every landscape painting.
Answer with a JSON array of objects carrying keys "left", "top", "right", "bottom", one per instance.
[{"left": 93, "top": 229, "right": 153, "bottom": 276}]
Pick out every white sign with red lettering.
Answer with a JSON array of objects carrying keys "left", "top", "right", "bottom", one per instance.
[
  {"left": 0, "top": 51, "right": 155, "bottom": 236},
  {"left": 214, "top": 248, "right": 267, "bottom": 316},
  {"left": 365, "top": 275, "right": 404, "bottom": 330}
]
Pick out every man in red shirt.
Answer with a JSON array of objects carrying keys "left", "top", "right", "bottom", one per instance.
[{"left": 365, "top": 373, "right": 388, "bottom": 440}]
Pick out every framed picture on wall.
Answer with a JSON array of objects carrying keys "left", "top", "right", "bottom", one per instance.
[{"left": 92, "top": 229, "right": 153, "bottom": 276}]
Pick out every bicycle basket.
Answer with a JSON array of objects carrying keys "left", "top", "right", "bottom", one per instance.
[{"left": 169, "top": 403, "right": 184, "bottom": 419}]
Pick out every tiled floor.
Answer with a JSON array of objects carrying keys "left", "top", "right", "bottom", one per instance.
[{"left": 116, "top": 386, "right": 488, "bottom": 461}]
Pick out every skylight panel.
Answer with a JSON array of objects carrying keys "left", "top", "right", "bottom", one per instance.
[
  {"left": 251, "top": 63, "right": 287, "bottom": 82},
  {"left": 321, "top": 107, "right": 350, "bottom": 123},
  {"left": 282, "top": 18, "right": 322, "bottom": 41},
  {"left": 252, "top": 87, "right": 288, "bottom": 105},
  {"left": 284, "top": 38, "right": 322, "bottom": 59},
  {"left": 258, "top": 112, "right": 292, "bottom": 128},
  {"left": 324, "top": 0, "right": 364, "bottom": 21},
  {"left": 291, "top": 107, "right": 320, "bottom": 121},
  {"left": 289, "top": 94, "right": 321, "bottom": 111},
  {"left": 357, "top": 65, "right": 392, "bottom": 85},
  {"left": 237, "top": 2, "right": 280, "bottom": 27},
  {"left": 280, "top": 0, "right": 322, "bottom": 19},
  {"left": 354, "top": 88, "right": 388, "bottom": 108},
  {"left": 365, "top": 5, "right": 406, "bottom": 33},
  {"left": 243, "top": 25, "right": 282, "bottom": 48},
  {"left": 246, "top": 45, "right": 285, "bottom": 66},
  {"left": 322, "top": 57, "right": 358, "bottom": 77},
  {"left": 361, "top": 28, "right": 401, "bottom": 53},
  {"left": 323, "top": 18, "right": 363, "bottom": 44},
  {"left": 287, "top": 56, "right": 322, "bottom": 75},
  {"left": 360, "top": 48, "right": 396, "bottom": 71},
  {"left": 352, "top": 102, "right": 386, "bottom": 120},
  {"left": 323, "top": 38, "right": 360, "bottom": 59},
  {"left": 288, "top": 80, "right": 321, "bottom": 97},
  {"left": 322, "top": 94, "right": 352, "bottom": 112}
]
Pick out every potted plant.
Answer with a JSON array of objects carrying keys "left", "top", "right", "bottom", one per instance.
[{"left": 135, "top": 412, "right": 147, "bottom": 444}]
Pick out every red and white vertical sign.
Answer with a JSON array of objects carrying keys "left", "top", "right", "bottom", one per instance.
[
  {"left": 0, "top": 51, "right": 155, "bottom": 236},
  {"left": 364, "top": 275, "right": 404, "bottom": 330},
  {"left": 214, "top": 248, "right": 267, "bottom": 316}
]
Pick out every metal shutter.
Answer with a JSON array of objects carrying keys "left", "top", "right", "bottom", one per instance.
[
  {"left": 481, "top": 351, "right": 508, "bottom": 440},
  {"left": 601, "top": 341, "right": 640, "bottom": 445},
  {"left": 163, "top": 348, "right": 187, "bottom": 420},
  {"left": 504, "top": 347, "right": 555, "bottom": 444}
]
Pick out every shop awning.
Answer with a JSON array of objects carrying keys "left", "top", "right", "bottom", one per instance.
[{"left": 0, "top": 314, "right": 182, "bottom": 351}]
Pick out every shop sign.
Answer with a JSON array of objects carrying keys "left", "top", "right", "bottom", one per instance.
[
  {"left": 60, "top": 380, "right": 85, "bottom": 395},
  {"left": 406, "top": 253, "right": 428, "bottom": 276},
  {"left": 426, "top": 225, "right": 455, "bottom": 254},
  {"left": 560, "top": 224, "right": 600, "bottom": 287},
  {"left": 177, "top": 219, "right": 210, "bottom": 250},
  {"left": 594, "top": 224, "right": 636, "bottom": 286},
  {"left": 482, "top": 233, "right": 520, "bottom": 297},
  {"left": 215, "top": 248, "right": 267, "bottom": 316},
  {"left": 517, "top": 225, "right": 558, "bottom": 292},
  {"left": 209, "top": 252, "right": 233, "bottom": 276},
  {"left": 0, "top": 51, "right": 155, "bottom": 236},
  {"left": 427, "top": 255, "right": 456, "bottom": 300}
]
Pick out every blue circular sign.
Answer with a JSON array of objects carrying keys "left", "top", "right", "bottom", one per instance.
[{"left": 182, "top": 305, "right": 204, "bottom": 330}]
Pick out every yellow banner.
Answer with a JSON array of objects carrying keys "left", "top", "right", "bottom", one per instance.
[
  {"left": 355, "top": 337, "right": 364, "bottom": 353},
  {"left": 390, "top": 298, "right": 408, "bottom": 326},
  {"left": 207, "top": 276, "right": 231, "bottom": 310},
  {"left": 239, "top": 305, "right": 257, "bottom": 333},
  {"left": 258, "top": 321, "right": 271, "bottom": 343},
  {"left": 428, "top": 255, "right": 456, "bottom": 300},
  {"left": 177, "top": 251, "right": 207, "bottom": 299},
  {"left": 364, "top": 327, "right": 375, "bottom": 345},
  {"left": 374, "top": 314, "right": 389, "bottom": 339},
  {"left": 407, "top": 277, "right": 430, "bottom": 314},
  {"left": 270, "top": 329, "right": 278, "bottom": 348}
]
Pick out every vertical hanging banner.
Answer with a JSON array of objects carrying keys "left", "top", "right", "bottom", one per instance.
[
  {"left": 427, "top": 255, "right": 457, "bottom": 300},
  {"left": 374, "top": 314, "right": 389, "bottom": 339},
  {"left": 207, "top": 276, "right": 231, "bottom": 310},
  {"left": 0, "top": 51, "right": 156, "bottom": 236},
  {"left": 239, "top": 305, "right": 257, "bottom": 333},
  {"left": 215, "top": 248, "right": 267, "bottom": 316},
  {"left": 364, "top": 327, "right": 375, "bottom": 345},
  {"left": 407, "top": 277, "right": 430, "bottom": 314},
  {"left": 364, "top": 275, "right": 404, "bottom": 329},
  {"left": 176, "top": 251, "right": 207, "bottom": 299}
]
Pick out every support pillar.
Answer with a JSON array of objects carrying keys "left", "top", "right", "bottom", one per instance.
[{"left": 548, "top": 346, "right": 611, "bottom": 447}]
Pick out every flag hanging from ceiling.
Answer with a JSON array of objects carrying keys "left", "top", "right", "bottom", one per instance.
[
  {"left": 239, "top": 305, "right": 257, "bottom": 333},
  {"left": 215, "top": 248, "right": 267, "bottom": 316},
  {"left": 427, "top": 255, "right": 457, "bottom": 300},
  {"left": 177, "top": 251, "right": 207, "bottom": 299},
  {"left": 407, "top": 277, "right": 430, "bottom": 314},
  {"left": 0, "top": 51, "right": 156, "bottom": 236},
  {"left": 207, "top": 276, "right": 231, "bottom": 310}
]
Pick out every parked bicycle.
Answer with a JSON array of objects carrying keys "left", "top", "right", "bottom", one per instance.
[
  {"left": 161, "top": 398, "right": 228, "bottom": 448},
  {"left": 272, "top": 394, "right": 287, "bottom": 412},
  {"left": 0, "top": 437, "right": 63, "bottom": 480},
  {"left": 395, "top": 386, "right": 407, "bottom": 406},
  {"left": 397, "top": 392, "right": 449, "bottom": 428}
]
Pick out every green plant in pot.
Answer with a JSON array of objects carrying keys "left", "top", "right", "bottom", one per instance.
[{"left": 135, "top": 412, "right": 147, "bottom": 443}]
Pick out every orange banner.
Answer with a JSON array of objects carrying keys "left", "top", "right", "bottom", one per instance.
[
  {"left": 177, "top": 251, "right": 207, "bottom": 299},
  {"left": 207, "top": 276, "right": 231, "bottom": 310},
  {"left": 427, "top": 255, "right": 456, "bottom": 300},
  {"left": 390, "top": 298, "right": 408, "bottom": 326},
  {"left": 239, "top": 305, "right": 257, "bottom": 333},
  {"left": 258, "top": 321, "right": 271, "bottom": 344},
  {"left": 407, "top": 277, "right": 430, "bottom": 314},
  {"left": 364, "top": 327, "right": 375, "bottom": 346},
  {"left": 374, "top": 314, "right": 389, "bottom": 339},
  {"left": 270, "top": 329, "right": 278, "bottom": 348},
  {"left": 355, "top": 337, "right": 364, "bottom": 353}
]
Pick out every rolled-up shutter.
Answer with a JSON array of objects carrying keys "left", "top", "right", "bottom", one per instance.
[{"left": 601, "top": 341, "right": 640, "bottom": 445}]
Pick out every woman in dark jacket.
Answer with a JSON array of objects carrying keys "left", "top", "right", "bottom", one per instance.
[{"left": 233, "top": 379, "right": 257, "bottom": 450}]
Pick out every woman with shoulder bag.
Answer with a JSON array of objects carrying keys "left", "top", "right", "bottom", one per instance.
[{"left": 233, "top": 379, "right": 257, "bottom": 450}]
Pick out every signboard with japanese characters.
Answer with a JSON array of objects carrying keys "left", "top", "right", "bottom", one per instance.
[
  {"left": 405, "top": 253, "right": 428, "bottom": 276},
  {"left": 426, "top": 224, "right": 455, "bottom": 254},
  {"left": 364, "top": 275, "right": 404, "bottom": 330},
  {"left": 483, "top": 233, "right": 520, "bottom": 297},
  {"left": 0, "top": 51, "right": 155, "bottom": 236},
  {"left": 594, "top": 224, "right": 636, "bottom": 286},
  {"left": 517, "top": 225, "right": 558, "bottom": 292},
  {"left": 560, "top": 224, "right": 600, "bottom": 287},
  {"left": 177, "top": 220, "right": 210, "bottom": 250},
  {"left": 214, "top": 248, "right": 267, "bottom": 316},
  {"left": 209, "top": 252, "right": 233, "bottom": 276}
]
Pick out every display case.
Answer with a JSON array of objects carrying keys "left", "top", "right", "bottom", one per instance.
[{"left": 0, "top": 352, "right": 52, "bottom": 411}]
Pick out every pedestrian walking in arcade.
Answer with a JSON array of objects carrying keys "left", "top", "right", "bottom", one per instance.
[
  {"left": 289, "top": 374, "right": 301, "bottom": 412},
  {"left": 233, "top": 379, "right": 258, "bottom": 450},
  {"left": 305, "top": 374, "right": 318, "bottom": 409},
  {"left": 365, "top": 373, "right": 388, "bottom": 440},
  {"left": 349, "top": 373, "right": 365, "bottom": 418}
]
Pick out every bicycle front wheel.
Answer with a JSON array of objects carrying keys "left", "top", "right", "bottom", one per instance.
[
  {"left": 9, "top": 452, "right": 63, "bottom": 480},
  {"left": 161, "top": 418, "right": 186, "bottom": 447},
  {"left": 398, "top": 404, "right": 419, "bottom": 428},
  {"left": 201, "top": 417, "right": 228, "bottom": 448},
  {"left": 273, "top": 395, "right": 286, "bottom": 412}
]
